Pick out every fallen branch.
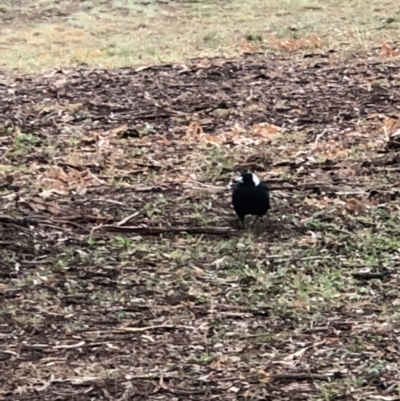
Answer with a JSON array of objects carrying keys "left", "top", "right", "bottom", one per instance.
[
  {"left": 271, "top": 372, "right": 346, "bottom": 382},
  {"left": 84, "top": 325, "right": 195, "bottom": 335},
  {"left": 0, "top": 215, "right": 32, "bottom": 226},
  {"left": 95, "top": 224, "right": 235, "bottom": 236},
  {"left": 352, "top": 271, "right": 392, "bottom": 280}
]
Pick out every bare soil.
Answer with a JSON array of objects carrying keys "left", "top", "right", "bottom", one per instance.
[{"left": 1, "top": 52, "right": 400, "bottom": 400}]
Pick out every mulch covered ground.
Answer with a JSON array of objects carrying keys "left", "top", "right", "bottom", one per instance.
[{"left": 1, "top": 53, "right": 400, "bottom": 400}]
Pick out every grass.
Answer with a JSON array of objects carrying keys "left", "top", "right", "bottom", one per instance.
[
  {"left": 3, "top": 184, "right": 400, "bottom": 397},
  {"left": 0, "top": 0, "right": 400, "bottom": 71}
]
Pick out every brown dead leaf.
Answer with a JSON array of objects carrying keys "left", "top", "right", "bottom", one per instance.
[
  {"left": 196, "top": 57, "right": 212, "bottom": 69},
  {"left": 191, "top": 266, "right": 205, "bottom": 277},
  {"left": 91, "top": 124, "right": 128, "bottom": 139},
  {"left": 208, "top": 355, "right": 230, "bottom": 370},
  {"left": 91, "top": 125, "right": 128, "bottom": 153},
  {"left": 40, "top": 166, "right": 104, "bottom": 192},
  {"left": 203, "top": 134, "right": 219, "bottom": 143},
  {"left": 281, "top": 382, "right": 313, "bottom": 393},
  {"left": 304, "top": 196, "right": 336, "bottom": 209},
  {"left": 50, "top": 78, "right": 67, "bottom": 90},
  {"left": 258, "top": 370, "right": 271, "bottom": 383},
  {"left": 252, "top": 122, "right": 282, "bottom": 141},
  {"left": 65, "top": 151, "right": 96, "bottom": 168},
  {"left": 273, "top": 34, "right": 322, "bottom": 52},
  {"left": 283, "top": 146, "right": 298, "bottom": 156},
  {"left": 381, "top": 43, "right": 400, "bottom": 58},
  {"left": 47, "top": 202, "right": 62, "bottom": 215},
  {"left": 239, "top": 41, "right": 259, "bottom": 54},
  {"left": 155, "top": 135, "right": 172, "bottom": 146},
  {"left": 184, "top": 121, "right": 204, "bottom": 141},
  {"left": 207, "top": 256, "right": 228, "bottom": 269},
  {"left": 283, "top": 347, "right": 308, "bottom": 361},
  {"left": 89, "top": 49, "right": 103, "bottom": 57},
  {"left": 344, "top": 198, "right": 366, "bottom": 214},
  {"left": 383, "top": 117, "right": 400, "bottom": 136}
]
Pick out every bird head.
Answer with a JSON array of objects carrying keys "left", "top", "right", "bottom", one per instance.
[{"left": 230, "top": 171, "right": 261, "bottom": 188}]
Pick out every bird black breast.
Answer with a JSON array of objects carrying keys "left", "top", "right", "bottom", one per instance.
[{"left": 232, "top": 183, "right": 270, "bottom": 217}]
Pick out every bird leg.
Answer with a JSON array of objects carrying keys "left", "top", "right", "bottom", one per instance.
[{"left": 249, "top": 215, "right": 259, "bottom": 229}]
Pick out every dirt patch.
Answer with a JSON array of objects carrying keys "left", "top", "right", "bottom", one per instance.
[
  {"left": 1, "top": 53, "right": 400, "bottom": 400},
  {"left": 2, "top": 54, "right": 400, "bottom": 134}
]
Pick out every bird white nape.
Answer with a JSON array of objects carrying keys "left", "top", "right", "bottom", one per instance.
[
  {"left": 246, "top": 173, "right": 262, "bottom": 227},
  {"left": 232, "top": 172, "right": 260, "bottom": 186},
  {"left": 231, "top": 171, "right": 270, "bottom": 228},
  {"left": 250, "top": 173, "right": 260, "bottom": 186}
]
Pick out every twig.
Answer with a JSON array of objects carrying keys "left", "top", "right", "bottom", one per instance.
[
  {"left": 352, "top": 271, "right": 392, "bottom": 280},
  {"left": 94, "top": 225, "right": 235, "bottom": 236},
  {"left": 272, "top": 372, "right": 346, "bottom": 381},
  {"left": 311, "top": 128, "right": 329, "bottom": 151},
  {"left": 116, "top": 212, "right": 141, "bottom": 226},
  {"left": 84, "top": 325, "right": 195, "bottom": 335},
  {"left": 50, "top": 219, "right": 91, "bottom": 232},
  {"left": 0, "top": 215, "right": 30, "bottom": 226}
]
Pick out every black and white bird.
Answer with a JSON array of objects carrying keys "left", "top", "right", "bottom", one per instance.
[{"left": 231, "top": 172, "right": 270, "bottom": 228}]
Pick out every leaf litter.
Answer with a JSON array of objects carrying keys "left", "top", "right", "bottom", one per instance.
[{"left": 1, "top": 52, "right": 400, "bottom": 400}]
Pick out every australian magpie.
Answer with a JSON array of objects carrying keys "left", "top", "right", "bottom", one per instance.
[{"left": 231, "top": 172, "right": 270, "bottom": 227}]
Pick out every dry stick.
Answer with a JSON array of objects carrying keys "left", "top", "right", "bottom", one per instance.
[
  {"left": 50, "top": 219, "right": 91, "bottom": 232},
  {"left": 352, "top": 271, "right": 392, "bottom": 280},
  {"left": 44, "top": 372, "right": 346, "bottom": 385},
  {"left": 311, "top": 128, "right": 329, "bottom": 152},
  {"left": 271, "top": 372, "right": 347, "bottom": 381},
  {"left": 116, "top": 212, "right": 141, "bottom": 226},
  {"left": 0, "top": 215, "right": 29, "bottom": 225},
  {"left": 83, "top": 325, "right": 196, "bottom": 335},
  {"left": 94, "top": 224, "right": 235, "bottom": 236}
]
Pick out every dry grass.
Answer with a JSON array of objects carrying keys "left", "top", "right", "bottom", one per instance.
[{"left": 0, "top": 0, "right": 400, "bottom": 71}]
